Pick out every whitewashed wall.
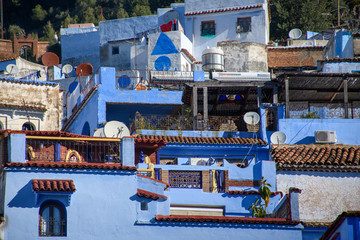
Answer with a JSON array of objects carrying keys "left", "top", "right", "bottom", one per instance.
[{"left": 277, "top": 171, "right": 360, "bottom": 223}]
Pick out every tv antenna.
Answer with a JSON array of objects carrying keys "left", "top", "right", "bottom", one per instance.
[
  {"left": 103, "top": 121, "right": 130, "bottom": 138},
  {"left": 270, "top": 131, "right": 287, "bottom": 145},
  {"left": 5, "top": 64, "right": 19, "bottom": 74},
  {"left": 41, "top": 52, "right": 60, "bottom": 67},
  {"left": 243, "top": 112, "right": 260, "bottom": 125},
  {"left": 288, "top": 28, "right": 302, "bottom": 39},
  {"left": 76, "top": 63, "right": 93, "bottom": 77},
  {"left": 62, "top": 64, "right": 73, "bottom": 76}
]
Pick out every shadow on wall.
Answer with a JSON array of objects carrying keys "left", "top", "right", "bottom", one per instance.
[
  {"left": 8, "top": 181, "right": 37, "bottom": 208},
  {"left": 294, "top": 136, "right": 315, "bottom": 145}
]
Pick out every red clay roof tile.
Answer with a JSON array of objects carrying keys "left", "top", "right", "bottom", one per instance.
[
  {"left": 32, "top": 179, "right": 76, "bottom": 192},
  {"left": 134, "top": 135, "right": 267, "bottom": 146},
  {"left": 5, "top": 161, "right": 136, "bottom": 171},
  {"left": 155, "top": 215, "right": 300, "bottom": 225},
  {"left": 272, "top": 144, "right": 360, "bottom": 172},
  {"left": 185, "top": 5, "right": 263, "bottom": 16},
  {"left": 137, "top": 189, "right": 167, "bottom": 200}
]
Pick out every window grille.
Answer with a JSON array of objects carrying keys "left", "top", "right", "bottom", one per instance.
[{"left": 169, "top": 171, "right": 202, "bottom": 189}]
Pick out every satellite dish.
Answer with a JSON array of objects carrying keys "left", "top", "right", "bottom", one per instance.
[
  {"left": 41, "top": 52, "right": 60, "bottom": 66},
  {"left": 288, "top": 28, "right": 302, "bottom": 39},
  {"left": 93, "top": 128, "right": 105, "bottom": 137},
  {"left": 103, "top": 121, "right": 130, "bottom": 138},
  {"left": 6, "top": 64, "right": 19, "bottom": 74},
  {"left": 76, "top": 63, "right": 93, "bottom": 76},
  {"left": 244, "top": 112, "right": 260, "bottom": 125},
  {"left": 270, "top": 131, "right": 287, "bottom": 145},
  {"left": 62, "top": 64, "right": 73, "bottom": 74}
]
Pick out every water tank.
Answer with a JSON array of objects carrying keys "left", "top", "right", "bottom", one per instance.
[{"left": 202, "top": 47, "right": 224, "bottom": 72}]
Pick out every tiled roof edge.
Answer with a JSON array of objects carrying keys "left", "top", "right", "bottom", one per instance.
[
  {"left": 137, "top": 188, "right": 167, "bottom": 200},
  {"left": 155, "top": 215, "right": 300, "bottom": 225},
  {"left": 185, "top": 4, "right": 263, "bottom": 16},
  {"left": 5, "top": 161, "right": 136, "bottom": 171}
]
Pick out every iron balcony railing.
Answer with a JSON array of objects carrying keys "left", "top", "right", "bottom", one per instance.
[
  {"left": 130, "top": 112, "right": 247, "bottom": 132},
  {"left": 26, "top": 138, "right": 120, "bottom": 163}
]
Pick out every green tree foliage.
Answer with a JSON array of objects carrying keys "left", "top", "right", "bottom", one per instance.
[
  {"left": 31, "top": 4, "right": 47, "bottom": 22},
  {"left": 8, "top": 24, "right": 24, "bottom": 39},
  {"left": 270, "top": 0, "right": 354, "bottom": 40},
  {"left": 248, "top": 177, "right": 271, "bottom": 218},
  {"left": 40, "top": 21, "right": 57, "bottom": 45}
]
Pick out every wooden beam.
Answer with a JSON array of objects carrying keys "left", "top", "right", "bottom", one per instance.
[{"left": 329, "top": 80, "right": 344, "bottom": 103}]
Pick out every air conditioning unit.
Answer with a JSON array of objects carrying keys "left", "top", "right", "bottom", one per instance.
[{"left": 315, "top": 131, "right": 337, "bottom": 143}]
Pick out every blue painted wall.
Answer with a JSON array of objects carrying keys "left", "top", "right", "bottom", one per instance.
[
  {"left": 99, "top": 16, "right": 159, "bottom": 45},
  {"left": 3, "top": 167, "right": 302, "bottom": 240},
  {"left": 278, "top": 119, "right": 360, "bottom": 145},
  {"left": 335, "top": 30, "right": 353, "bottom": 58},
  {"left": 65, "top": 67, "right": 183, "bottom": 133},
  {"left": 61, "top": 30, "right": 100, "bottom": 70},
  {"left": 0, "top": 59, "right": 16, "bottom": 71}
]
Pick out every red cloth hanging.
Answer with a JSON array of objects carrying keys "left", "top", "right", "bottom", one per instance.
[{"left": 160, "top": 20, "right": 173, "bottom": 32}]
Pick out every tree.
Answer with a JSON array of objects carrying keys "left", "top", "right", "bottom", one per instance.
[
  {"left": 131, "top": 4, "right": 152, "bottom": 17},
  {"left": 248, "top": 177, "right": 271, "bottom": 218},
  {"left": 270, "top": 0, "right": 333, "bottom": 40},
  {"left": 41, "top": 21, "right": 57, "bottom": 45},
  {"left": 31, "top": 4, "right": 47, "bottom": 22},
  {"left": 8, "top": 25, "right": 24, "bottom": 39}
]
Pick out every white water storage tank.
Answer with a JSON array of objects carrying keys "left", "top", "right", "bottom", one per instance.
[{"left": 202, "top": 47, "right": 224, "bottom": 72}]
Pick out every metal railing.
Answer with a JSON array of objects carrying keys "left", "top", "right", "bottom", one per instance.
[
  {"left": 130, "top": 112, "right": 246, "bottom": 131},
  {"left": 26, "top": 138, "right": 120, "bottom": 163}
]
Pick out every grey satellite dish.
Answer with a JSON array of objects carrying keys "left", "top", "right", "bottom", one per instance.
[
  {"left": 244, "top": 112, "right": 260, "bottom": 125},
  {"left": 270, "top": 131, "right": 287, "bottom": 145},
  {"left": 288, "top": 28, "right": 302, "bottom": 39},
  {"left": 62, "top": 64, "right": 73, "bottom": 74},
  {"left": 6, "top": 64, "right": 19, "bottom": 74},
  {"left": 93, "top": 128, "right": 105, "bottom": 137},
  {"left": 103, "top": 121, "right": 130, "bottom": 138}
]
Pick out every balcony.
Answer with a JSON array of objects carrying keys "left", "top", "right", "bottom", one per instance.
[
  {"left": 130, "top": 112, "right": 247, "bottom": 132},
  {"left": 25, "top": 137, "right": 120, "bottom": 163}
]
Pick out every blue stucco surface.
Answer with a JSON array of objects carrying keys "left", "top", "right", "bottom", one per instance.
[
  {"left": 61, "top": 30, "right": 100, "bottom": 70},
  {"left": 99, "top": 15, "right": 159, "bottom": 45},
  {"left": 278, "top": 118, "right": 360, "bottom": 145}
]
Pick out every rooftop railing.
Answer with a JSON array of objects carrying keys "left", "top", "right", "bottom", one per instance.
[
  {"left": 25, "top": 137, "right": 120, "bottom": 163},
  {"left": 130, "top": 112, "right": 247, "bottom": 132}
]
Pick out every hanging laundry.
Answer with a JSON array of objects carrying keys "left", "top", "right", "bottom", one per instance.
[{"left": 160, "top": 20, "right": 173, "bottom": 32}]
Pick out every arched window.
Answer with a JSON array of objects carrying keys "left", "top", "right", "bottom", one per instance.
[
  {"left": 39, "top": 202, "right": 66, "bottom": 236},
  {"left": 22, "top": 121, "right": 36, "bottom": 131}
]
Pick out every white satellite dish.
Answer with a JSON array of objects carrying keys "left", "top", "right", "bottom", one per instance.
[
  {"left": 93, "top": 128, "right": 105, "bottom": 137},
  {"left": 103, "top": 121, "right": 130, "bottom": 138},
  {"left": 288, "top": 28, "right": 302, "bottom": 39},
  {"left": 62, "top": 64, "right": 73, "bottom": 74},
  {"left": 6, "top": 64, "right": 19, "bottom": 74},
  {"left": 270, "top": 131, "right": 287, "bottom": 145},
  {"left": 244, "top": 112, "right": 260, "bottom": 125}
]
